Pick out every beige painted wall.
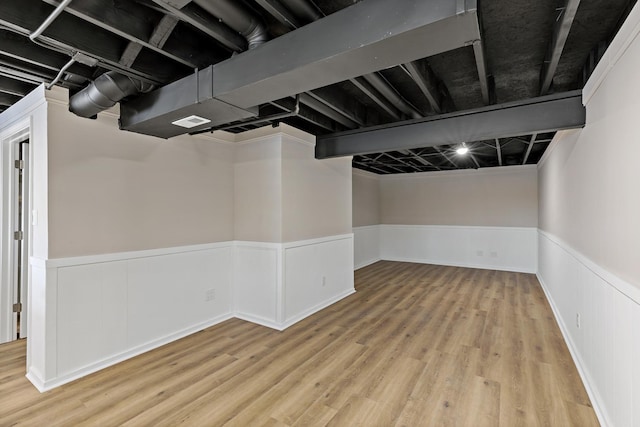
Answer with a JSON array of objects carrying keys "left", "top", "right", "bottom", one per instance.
[
  {"left": 352, "top": 170, "right": 380, "bottom": 227},
  {"left": 281, "top": 135, "right": 352, "bottom": 241},
  {"left": 538, "top": 25, "right": 640, "bottom": 288},
  {"left": 234, "top": 136, "right": 282, "bottom": 242},
  {"left": 47, "top": 102, "right": 235, "bottom": 258},
  {"left": 234, "top": 126, "right": 352, "bottom": 243},
  {"left": 380, "top": 166, "right": 538, "bottom": 227}
]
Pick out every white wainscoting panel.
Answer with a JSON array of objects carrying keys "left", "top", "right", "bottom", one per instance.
[
  {"left": 353, "top": 225, "right": 380, "bottom": 270},
  {"left": 283, "top": 235, "right": 355, "bottom": 327},
  {"left": 57, "top": 261, "right": 127, "bottom": 377},
  {"left": 27, "top": 234, "right": 356, "bottom": 391},
  {"left": 234, "top": 243, "right": 282, "bottom": 328},
  {"left": 380, "top": 225, "right": 537, "bottom": 273},
  {"left": 537, "top": 230, "right": 640, "bottom": 427},
  {"left": 29, "top": 243, "right": 235, "bottom": 391},
  {"left": 234, "top": 235, "right": 355, "bottom": 330}
]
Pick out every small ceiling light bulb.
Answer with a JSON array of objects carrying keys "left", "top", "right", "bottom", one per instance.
[{"left": 456, "top": 145, "right": 469, "bottom": 155}]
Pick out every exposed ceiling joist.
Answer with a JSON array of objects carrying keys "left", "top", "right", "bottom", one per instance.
[
  {"left": 0, "top": 92, "right": 20, "bottom": 106},
  {"left": 540, "top": 0, "right": 582, "bottom": 95},
  {"left": 384, "top": 152, "right": 422, "bottom": 172},
  {"left": 403, "top": 149, "right": 442, "bottom": 170},
  {"left": 0, "top": 30, "right": 93, "bottom": 79},
  {"left": 149, "top": 0, "right": 246, "bottom": 52},
  {"left": 350, "top": 77, "right": 402, "bottom": 120},
  {"left": 299, "top": 93, "right": 359, "bottom": 129},
  {"left": 269, "top": 98, "right": 337, "bottom": 132},
  {"left": 119, "top": 15, "right": 181, "bottom": 68},
  {"left": 254, "top": 0, "right": 301, "bottom": 30},
  {"left": 0, "top": 78, "right": 35, "bottom": 96},
  {"left": 402, "top": 61, "right": 442, "bottom": 114},
  {"left": 362, "top": 72, "right": 422, "bottom": 119},
  {"left": 468, "top": 148, "right": 481, "bottom": 168},
  {"left": 433, "top": 146, "right": 461, "bottom": 168},
  {"left": 308, "top": 88, "right": 367, "bottom": 127},
  {"left": 472, "top": 39, "right": 491, "bottom": 104},
  {"left": 495, "top": 138, "right": 503, "bottom": 166},
  {"left": 121, "top": 0, "right": 482, "bottom": 138},
  {"left": 315, "top": 91, "right": 585, "bottom": 159},
  {"left": 522, "top": 133, "right": 538, "bottom": 164},
  {"left": 41, "top": 0, "right": 194, "bottom": 68}
]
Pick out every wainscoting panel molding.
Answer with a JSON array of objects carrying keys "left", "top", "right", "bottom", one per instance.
[
  {"left": 369, "top": 225, "right": 537, "bottom": 273},
  {"left": 537, "top": 230, "right": 640, "bottom": 427},
  {"left": 28, "top": 235, "right": 355, "bottom": 391},
  {"left": 353, "top": 225, "right": 380, "bottom": 270}
]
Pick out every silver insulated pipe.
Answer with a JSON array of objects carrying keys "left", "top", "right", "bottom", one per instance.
[{"left": 193, "top": 0, "right": 269, "bottom": 50}]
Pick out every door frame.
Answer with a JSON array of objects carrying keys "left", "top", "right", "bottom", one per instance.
[{"left": 0, "top": 120, "right": 31, "bottom": 344}]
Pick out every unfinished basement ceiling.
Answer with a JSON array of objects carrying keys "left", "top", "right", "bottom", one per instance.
[{"left": 0, "top": 0, "right": 635, "bottom": 173}]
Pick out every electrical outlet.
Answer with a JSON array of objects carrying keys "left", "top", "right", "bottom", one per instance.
[
  {"left": 576, "top": 313, "right": 581, "bottom": 329},
  {"left": 476, "top": 250, "right": 484, "bottom": 257},
  {"left": 490, "top": 251, "right": 498, "bottom": 258},
  {"left": 321, "top": 276, "right": 326, "bottom": 287},
  {"left": 205, "top": 288, "right": 215, "bottom": 302}
]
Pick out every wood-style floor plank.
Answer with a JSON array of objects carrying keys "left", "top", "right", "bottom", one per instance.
[{"left": 0, "top": 261, "right": 598, "bottom": 426}]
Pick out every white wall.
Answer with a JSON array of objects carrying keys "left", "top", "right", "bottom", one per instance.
[
  {"left": 381, "top": 225, "right": 537, "bottom": 273},
  {"left": 537, "top": 5, "right": 640, "bottom": 426},
  {"left": 28, "top": 243, "right": 234, "bottom": 391},
  {"left": 353, "top": 225, "right": 380, "bottom": 270}
]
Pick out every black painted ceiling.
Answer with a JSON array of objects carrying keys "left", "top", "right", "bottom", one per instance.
[{"left": 0, "top": 0, "right": 635, "bottom": 173}]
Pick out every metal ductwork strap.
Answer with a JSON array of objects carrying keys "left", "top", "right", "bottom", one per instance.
[
  {"left": 192, "top": 0, "right": 269, "bottom": 49},
  {"left": 69, "top": 71, "right": 153, "bottom": 118}
]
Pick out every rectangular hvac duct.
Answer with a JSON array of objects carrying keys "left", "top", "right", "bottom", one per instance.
[
  {"left": 315, "top": 91, "right": 586, "bottom": 159},
  {"left": 120, "top": 0, "right": 480, "bottom": 138},
  {"left": 119, "top": 67, "right": 258, "bottom": 138}
]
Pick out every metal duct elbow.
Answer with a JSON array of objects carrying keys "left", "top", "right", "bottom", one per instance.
[
  {"left": 193, "top": 0, "right": 268, "bottom": 49},
  {"left": 69, "top": 71, "right": 153, "bottom": 118}
]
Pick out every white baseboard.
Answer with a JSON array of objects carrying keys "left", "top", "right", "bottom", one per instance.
[
  {"left": 381, "top": 255, "right": 536, "bottom": 274},
  {"left": 353, "top": 225, "right": 380, "bottom": 271},
  {"left": 536, "top": 273, "right": 610, "bottom": 427},
  {"left": 234, "top": 312, "right": 283, "bottom": 331},
  {"left": 354, "top": 258, "right": 381, "bottom": 270},
  {"left": 280, "top": 288, "right": 356, "bottom": 330},
  {"left": 28, "top": 313, "right": 234, "bottom": 392}
]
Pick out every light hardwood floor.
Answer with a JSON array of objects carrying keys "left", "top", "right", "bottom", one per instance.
[{"left": 0, "top": 262, "right": 598, "bottom": 426}]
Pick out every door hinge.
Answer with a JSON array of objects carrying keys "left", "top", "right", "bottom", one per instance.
[
  {"left": 13, "top": 303, "right": 22, "bottom": 313},
  {"left": 14, "top": 230, "right": 23, "bottom": 240},
  {"left": 14, "top": 159, "right": 24, "bottom": 170}
]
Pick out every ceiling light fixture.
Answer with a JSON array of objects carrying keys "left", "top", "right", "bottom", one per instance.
[{"left": 456, "top": 143, "right": 469, "bottom": 155}]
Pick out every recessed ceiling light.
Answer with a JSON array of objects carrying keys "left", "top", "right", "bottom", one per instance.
[{"left": 171, "top": 115, "right": 211, "bottom": 128}]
